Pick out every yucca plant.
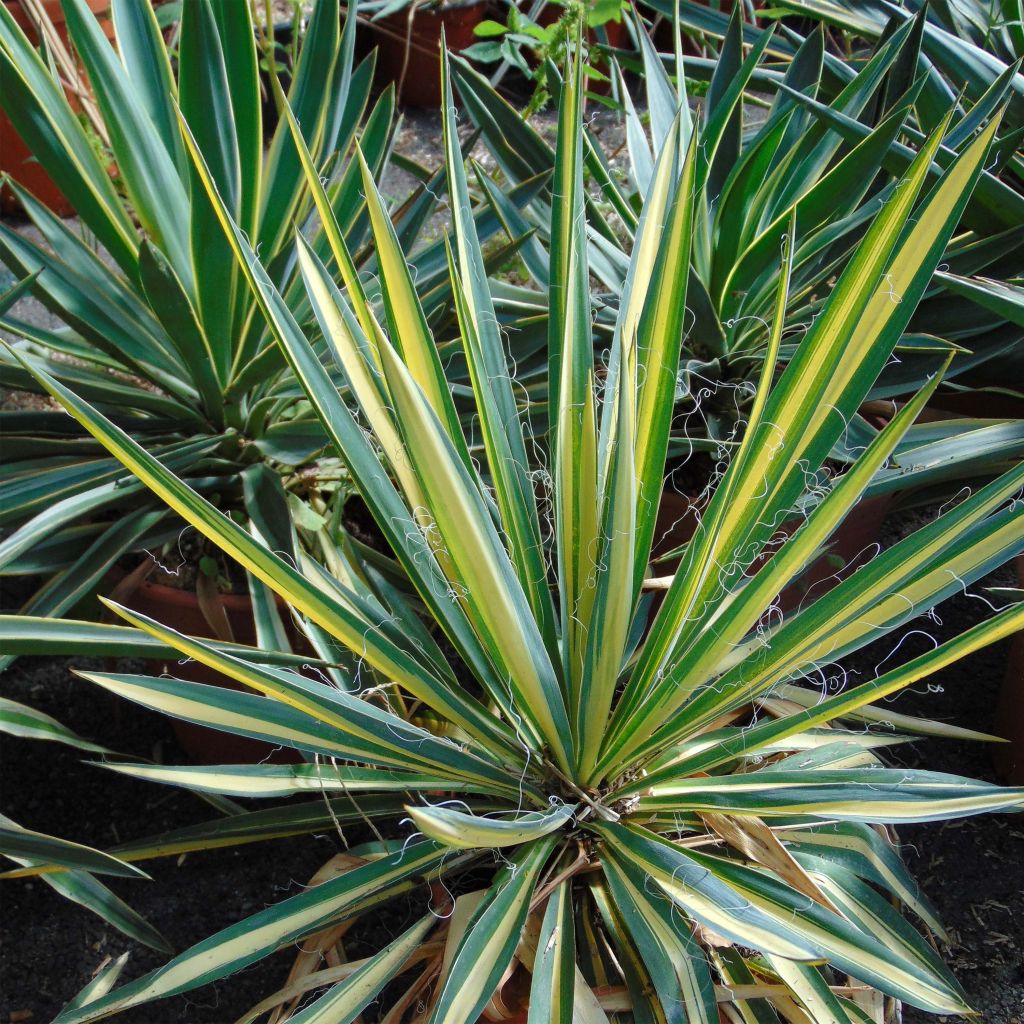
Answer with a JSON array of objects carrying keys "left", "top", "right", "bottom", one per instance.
[
  {"left": 749, "top": 0, "right": 1024, "bottom": 405},
  {"left": 648, "top": 0, "right": 1024, "bottom": 397},
  {"left": 451, "top": 9, "right": 1024, "bottom": 494},
  {"left": 5, "top": 37, "right": 1024, "bottom": 1024},
  {"left": 759, "top": 0, "right": 1024, "bottom": 129},
  {"left": 647, "top": 0, "right": 1023, "bottom": 144},
  {"left": 0, "top": 0, "right": 420, "bottom": 639}
]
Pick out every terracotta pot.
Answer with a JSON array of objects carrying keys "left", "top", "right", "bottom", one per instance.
[
  {"left": 653, "top": 488, "right": 892, "bottom": 616},
  {"left": 369, "top": 1, "right": 485, "bottom": 107},
  {"left": 993, "top": 555, "right": 1024, "bottom": 785},
  {"left": 0, "top": 0, "right": 115, "bottom": 218},
  {"left": 118, "top": 573, "right": 306, "bottom": 765}
]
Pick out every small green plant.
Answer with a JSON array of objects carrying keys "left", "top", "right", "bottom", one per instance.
[
  {"left": 6, "top": 35, "right": 1023, "bottom": 1024},
  {"left": 467, "top": 0, "right": 630, "bottom": 113},
  {"left": 254, "top": 0, "right": 306, "bottom": 82}
]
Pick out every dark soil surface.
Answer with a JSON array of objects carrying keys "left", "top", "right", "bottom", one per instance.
[
  {"left": 846, "top": 511, "right": 1024, "bottom": 1024},
  {"left": 2, "top": 508, "right": 1023, "bottom": 1023},
  {"left": 0, "top": 652, "right": 403, "bottom": 1024}
]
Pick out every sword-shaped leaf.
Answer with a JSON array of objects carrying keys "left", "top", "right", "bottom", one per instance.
[
  {"left": 599, "top": 823, "right": 971, "bottom": 1013},
  {"left": 427, "top": 837, "right": 557, "bottom": 1024},
  {"left": 441, "top": 51, "right": 557, "bottom": 653},
  {"left": 635, "top": 768, "right": 1024, "bottom": 822},
  {"left": 0, "top": 818, "right": 146, "bottom": 879},
  {"left": 600, "top": 852, "right": 718, "bottom": 1024},
  {"left": 549, "top": 37, "right": 599, "bottom": 724},
  {"left": 528, "top": 880, "right": 577, "bottom": 1024},
  {"left": 374, "top": 335, "right": 573, "bottom": 770},
  {"left": 407, "top": 802, "right": 576, "bottom": 850},
  {"left": 53, "top": 842, "right": 460, "bottom": 1024},
  {"left": 282, "top": 916, "right": 435, "bottom": 1024},
  {"left": 100, "top": 762, "right": 494, "bottom": 800}
]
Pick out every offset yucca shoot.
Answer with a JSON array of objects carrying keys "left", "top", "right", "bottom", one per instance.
[
  {"left": 451, "top": 11, "right": 1024, "bottom": 493},
  {"left": 7, "top": 42, "right": 1024, "bottom": 1024}
]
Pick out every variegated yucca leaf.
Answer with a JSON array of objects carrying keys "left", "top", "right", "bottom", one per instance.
[
  {"left": 5, "top": 30, "right": 1022, "bottom": 1024},
  {"left": 0, "top": 0, "right": 389, "bottom": 933},
  {"left": 0, "top": 0, "right": 388, "bottom": 626}
]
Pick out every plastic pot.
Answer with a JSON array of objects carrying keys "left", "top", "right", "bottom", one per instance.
[
  {"left": 117, "top": 572, "right": 305, "bottom": 764},
  {"left": 0, "top": 0, "right": 114, "bottom": 218},
  {"left": 369, "top": 0, "right": 485, "bottom": 107}
]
